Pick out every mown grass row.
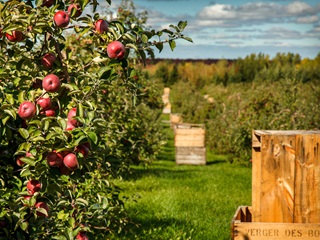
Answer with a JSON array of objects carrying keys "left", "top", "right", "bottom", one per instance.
[{"left": 112, "top": 122, "right": 252, "bottom": 239}]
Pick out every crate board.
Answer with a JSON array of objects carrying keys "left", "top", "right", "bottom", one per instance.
[
  {"left": 163, "top": 103, "right": 171, "bottom": 114},
  {"left": 174, "top": 126, "right": 205, "bottom": 147},
  {"left": 252, "top": 130, "right": 320, "bottom": 223},
  {"left": 170, "top": 114, "right": 182, "bottom": 128},
  {"left": 174, "top": 123, "right": 206, "bottom": 165},
  {"left": 231, "top": 206, "right": 320, "bottom": 240},
  {"left": 176, "top": 147, "right": 206, "bottom": 165}
]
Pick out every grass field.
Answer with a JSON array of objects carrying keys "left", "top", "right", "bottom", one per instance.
[{"left": 113, "top": 122, "right": 252, "bottom": 239}]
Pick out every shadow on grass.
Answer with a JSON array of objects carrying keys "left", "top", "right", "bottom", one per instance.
[{"left": 119, "top": 215, "right": 194, "bottom": 240}]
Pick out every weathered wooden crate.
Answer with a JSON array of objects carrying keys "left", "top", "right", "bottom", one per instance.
[
  {"left": 231, "top": 130, "right": 320, "bottom": 239},
  {"left": 163, "top": 103, "right": 171, "bottom": 114},
  {"left": 170, "top": 113, "right": 182, "bottom": 128},
  {"left": 252, "top": 130, "right": 320, "bottom": 223},
  {"left": 174, "top": 123, "right": 206, "bottom": 165},
  {"left": 232, "top": 206, "right": 320, "bottom": 240}
]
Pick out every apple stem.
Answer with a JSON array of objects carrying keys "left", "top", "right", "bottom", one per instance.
[{"left": 35, "top": 92, "right": 47, "bottom": 102}]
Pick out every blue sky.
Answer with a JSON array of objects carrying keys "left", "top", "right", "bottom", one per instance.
[{"left": 105, "top": 0, "right": 320, "bottom": 59}]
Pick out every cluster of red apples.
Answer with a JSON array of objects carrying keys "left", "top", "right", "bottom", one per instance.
[{"left": 14, "top": 1, "right": 127, "bottom": 171}]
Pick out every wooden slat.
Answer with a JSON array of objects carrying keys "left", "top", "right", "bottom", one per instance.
[
  {"left": 252, "top": 130, "right": 320, "bottom": 223},
  {"left": 175, "top": 128, "right": 205, "bottom": 135},
  {"left": 259, "top": 132, "right": 296, "bottom": 222},
  {"left": 232, "top": 206, "right": 320, "bottom": 240},
  {"left": 174, "top": 128, "right": 205, "bottom": 147},
  {"left": 176, "top": 147, "right": 206, "bottom": 155},
  {"left": 175, "top": 147, "right": 206, "bottom": 165},
  {"left": 252, "top": 130, "right": 262, "bottom": 222},
  {"left": 294, "top": 134, "right": 320, "bottom": 223}
]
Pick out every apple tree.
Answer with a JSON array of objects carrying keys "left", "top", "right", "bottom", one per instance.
[{"left": 0, "top": 0, "right": 191, "bottom": 239}]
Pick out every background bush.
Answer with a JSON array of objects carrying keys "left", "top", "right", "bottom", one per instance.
[{"left": 147, "top": 53, "right": 320, "bottom": 165}]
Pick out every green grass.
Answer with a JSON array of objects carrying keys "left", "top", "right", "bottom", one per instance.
[{"left": 112, "top": 122, "right": 252, "bottom": 239}]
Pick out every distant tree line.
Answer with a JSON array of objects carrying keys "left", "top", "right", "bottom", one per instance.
[{"left": 152, "top": 52, "right": 320, "bottom": 87}]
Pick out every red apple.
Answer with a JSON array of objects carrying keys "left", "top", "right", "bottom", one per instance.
[
  {"left": 42, "top": 0, "right": 54, "bottom": 7},
  {"left": 41, "top": 108, "right": 55, "bottom": 117},
  {"left": 17, "top": 152, "right": 33, "bottom": 166},
  {"left": 24, "top": 195, "right": 32, "bottom": 201},
  {"left": 41, "top": 53, "right": 56, "bottom": 69},
  {"left": 16, "top": 156, "right": 25, "bottom": 166},
  {"left": 75, "top": 144, "right": 89, "bottom": 158},
  {"left": 76, "top": 232, "right": 89, "bottom": 240},
  {"left": 95, "top": 19, "right": 108, "bottom": 34},
  {"left": 42, "top": 74, "right": 61, "bottom": 92},
  {"left": 66, "top": 121, "right": 76, "bottom": 131},
  {"left": 106, "top": 41, "right": 126, "bottom": 60},
  {"left": 63, "top": 153, "right": 78, "bottom": 170},
  {"left": 37, "top": 97, "right": 52, "bottom": 110},
  {"left": 26, "top": 152, "right": 33, "bottom": 158},
  {"left": 54, "top": 11, "right": 70, "bottom": 28},
  {"left": 6, "top": 30, "right": 23, "bottom": 42},
  {"left": 67, "top": 107, "right": 78, "bottom": 126},
  {"left": 26, "top": 180, "right": 41, "bottom": 195},
  {"left": 35, "top": 202, "right": 49, "bottom": 217},
  {"left": 18, "top": 101, "right": 36, "bottom": 120},
  {"left": 46, "top": 151, "right": 63, "bottom": 167},
  {"left": 22, "top": 195, "right": 33, "bottom": 206},
  {"left": 0, "top": 29, "right": 2, "bottom": 38},
  {"left": 68, "top": 4, "right": 82, "bottom": 18},
  {"left": 83, "top": 142, "right": 91, "bottom": 150}
]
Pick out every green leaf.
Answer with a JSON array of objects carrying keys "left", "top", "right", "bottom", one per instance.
[
  {"left": 57, "top": 117, "right": 67, "bottom": 130},
  {"left": 155, "top": 42, "right": 163, "bottom": 53},
  {"left": 141, "top": 34, "right": 148, "bottom": 43},
  {"left": 20, "top": 168, "right": 31, "bottom": 177},
  {"left": 57, "top": 210, "right": 69, "bottom": 220},
  {"left": 5, "top": 94, "right": 14, "bottom": 105},
  {"left": 87, "top": 132, "right": 98, "bottom": 144},
  {"left": 139, "top": 50, "right": 146, "bottom": 64},
  {"left": 18, "top": 91, "right": 25, "bottom": 103},
  {"left": 2, "top": 115, "right": 10, "bottom": 125},
  {"left": 169, "top": 40, "right": 176, "bottom": 51},
  {"left": 98, "top": 66, "right": 111, "bottom": 79},
  {"left": 126, "top": 43, "right": 138, "bottom": 52},
  {"left": 18, "top": 128, "right": 29, "bottom": 139},
  {"left": 181, "top": 35, "right": 193, "bottom": 43},
  {"left": 75, "top": 198, "right": 88, "bottom": 206},
  {"left": 78, "top": 103, "right": 84, "bottom": 118},
  {"left": 31, "top": 136, "right": 45, "bottom": 142},
  {"left": 20, "top": 157, "right": 36, "bottom": 166},
  {"left": 178, "top": 21, "right": 188, "bottom": 31}
]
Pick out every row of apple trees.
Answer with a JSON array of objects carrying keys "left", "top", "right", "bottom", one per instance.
[{"left": 0, "top": 0, "right": 192, "bottom": 239}]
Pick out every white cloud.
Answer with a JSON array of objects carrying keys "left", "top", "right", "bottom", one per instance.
[
  {"left": 286, "top": 1, "right": 313, "bottom": 15},
  {"left": 259, "top": 27, "right": 302, "bottom": 39},
  {"left": 296, "top": 15, "right": 319, "bottom": 23},
  {"left": 195, "top": 1, "right": 320, "bottom": 28}
]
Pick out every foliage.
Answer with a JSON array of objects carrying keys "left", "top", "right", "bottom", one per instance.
[
  {"left": 0, "top": 0, "right": 191, "bottom": 238},
  {"left": 147, "top": 53, "right": 320, "bottom": 165}
]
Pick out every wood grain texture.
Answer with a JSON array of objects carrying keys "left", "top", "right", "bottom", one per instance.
[{"left": 252, "top": 130, "right": 320, "bottom": 223}]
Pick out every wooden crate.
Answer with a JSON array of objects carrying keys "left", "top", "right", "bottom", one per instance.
[
  {"left": 251, "top": 130, "right": 320, "bottom": 223},
  {"left": 231, "top": 206, "right": 320, "bottom": 240},
  {"left": 163, "top": 103, "right": 171, "bottom": 114},
  {"left": 170, "top": 114, "right": 182, "bottom": 128},
  {"left": 174, "top": 123, "right": 206, "bottom": 165}
]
